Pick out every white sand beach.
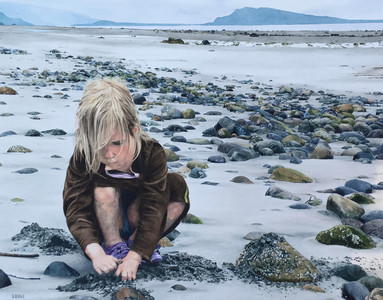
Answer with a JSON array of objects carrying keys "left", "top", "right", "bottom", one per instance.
[{"left": 0, "top": 26, "right": 382, "bottom": 300}]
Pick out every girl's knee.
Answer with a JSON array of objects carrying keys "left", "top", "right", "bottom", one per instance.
[{"left": 94, "top": 187, "right": 120, "bottom": 203}]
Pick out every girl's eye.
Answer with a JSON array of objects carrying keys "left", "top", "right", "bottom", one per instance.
[{"left": 112, "top": 141, "right": 121, "bottom": 146}]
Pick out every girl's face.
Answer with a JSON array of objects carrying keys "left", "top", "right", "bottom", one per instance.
[{"left": 100, "top": 128, "right": 137, "bottom": 173}]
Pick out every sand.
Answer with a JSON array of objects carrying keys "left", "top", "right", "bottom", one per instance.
[{"left": 0, "top": 25, "right": 382, "bottom": 300}]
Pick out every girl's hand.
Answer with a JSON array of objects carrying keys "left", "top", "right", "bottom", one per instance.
[
  {"left": 85, "top": 243, "right": 120, "bottom": 274},
  {"left": 115, "top": 250, "right": 142, "bottom": 281}
]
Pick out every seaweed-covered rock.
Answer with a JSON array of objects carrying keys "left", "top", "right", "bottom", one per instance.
[
  {"left": 235, "top": 233, "right": 318, "bottom": 282},
  {"left": 269, "top": 167, "right": 313, "bottom": 183},
  {"left": 182, "top": 213, "right": 203, "bottom": 224},
  {"left": 348, "top": 193, "right": 375, "bottom": 204},
  {"left": 316, "top": 225, "right": 375, "bottom": 249}
]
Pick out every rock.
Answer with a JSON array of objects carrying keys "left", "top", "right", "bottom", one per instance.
[
  {"left": 0, "top": 86, "right": 18, "bottom": 95},
  {"left": 0, "top": 269, "right": 11, "bottom": 289},
  {"left": 228, "top": 147, "right": 259, "bottom": 162},
  {"left": 114, "top": 287, "right": 145, "bottom": 300},
  {"left": 166, "top": 229, "right": 180, "bottom": 241},
  {"left": 41, "top": 129, "right": 67, "bottom": 135},
  {"left": 165, "top": 124, "right": 187, "bottom": 132},
  {"left": 361, "top": 219, "right": 383, "bottom": 239},
  {"left": 282, "top": 135, "right": 306, "bottom": 146},
  {"left": 260, "top": 148, "right": 274, "bottom": 156},
  {"left": 348, "top": 193, "right": 375, "bottom": 204},
  {"left": 182, "top": 109, "right": 195, "bottom": 119},
  {"left": 203, "top": 127, "right": 218, "bottom": 137},
  {"left": 316, "top": 225, "right": 375, "bottom": 249},
  {"left": 289, "top": 203, "right": 311, "bottom": 209},
  {"left": 230, "top": 176, "right": 253, "bottom": 184},
  {"left": 335, "top": 103, "right": 354, "bottom": 113},
  {"left": 243, "top": 231, "right": 263, "bottom": 241},
  {"left": 44, "top": 261, "right": 80, "bottom": 277},
  {"left": 161, "top": 105, "right": 182, "bottom": 119},
  {"left": 189, "top": 167, "right": 207, "bottom": 179},
  {"left": 208, "top": 155, "right": 226, "bottom": 163},
  {"left": 7, "top": 145, "right": 32, "bottom": 153},
  {"left": 366, "top": 288, "right": 383, "bottom": 300},
  {"left": 186, "top": 160, "right": 209, "bottom": 170},
  {"left": 265, "top": 186, "right": 301, "bottom": 200},
  {"left": 332, "top": 264, "right": 368, "bottom": 281},
  {"left": 342, "top": 147, "right": 363, "bottom": 156},
  {"left": 218, "top": 128, "right": 232, "bottom": 138},
  {"left": 171, "top": 135, "right": 187, "bottom": 143},
  {"left": 0, "top": 130, "right": 17, "bottom": 137},
  {"left": 340, "top": 132, "right": 366, "bottom": 142},
  {"left": 353, "top": 122, "right": 372, "bottom": 136},
  {"left": 186, "top": 138, "right": 211, "bottom": 145},
  {"left": 361, "top": 211, "right": 383, "bottom": 223},
  {"left": 310, "top": 141, "right": 334, "bottom": 159},
  {"left": 162, "top": 37, "right": 185, "bottom": 44},
  {"left": 353, "top": 151, "right": 375, "bottom": 162},
  {"left": 69, "top": 295, "right": 97, "bottom": 300},
  {"left": 312, "top": 131, "right": 332, "bottom": 143},
  {"left": 342, "top": 218, "right": 363, "bottom": 228},
  {"left": 25, "top": 129, "right": 42, "bottom": 137},
  {"left": 269, "top": 167, "right": 313, "bottom": 183},
  {"left": 171, "top": 284, "right": 187, "bottom": 291},
  {"left": 159, "top": 236, "right": 173, "bottom": 247},
  {"left": 13, "top": 168, "right": 38, "bottom": 174},
  {"left": 345, "top": 179, "right": 373, "bottom": 194},
  {"left": 235, "top": 233, "right": 318, "bottom": 282},
  {"left": 182, "top": 213, "right": 203, "bottom": 224},
  {"left": 326, "top": 194, "right": 365, "bottom": 219},
  {"left": 305, "top": 195, "right": 323, "bottom": 206},
  {"left": 342, "top": 281, "right": 369, "bottom": 300},
  {"left": 368, "top": 129, "right": 383, "bottom": 138},
  {"left": 290, "top": 156, "right": 302, "bottom": 164},
  {"left": 132, "top": 93, "right": 146, "bottom": 105},
  {"left": 164, "top": 149, "right": 179, "bottom": 162},
  {"left": 359, "top": 277, "right": 383, "bottom": 292},
  {"left": 335, "top": 186, "right": 359, "bottom": 196},
  {"left": 302, "top": 284, "right": 324, "bottom": 293}
]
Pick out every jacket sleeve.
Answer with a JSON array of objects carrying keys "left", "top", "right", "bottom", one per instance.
[
  {"left": 130, "top": 143, "right": 169, "bottom": 261},
  {"left": 63, "top": 154, "right": 100, "bottom": 252}
]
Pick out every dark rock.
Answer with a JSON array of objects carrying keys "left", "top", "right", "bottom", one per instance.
[
  {"left": 208, "top": 155, "right": 226, "bottom": 163},
  {"left": 201, "top": 40, "right": 210, "bottom": 45},
  {"left": 161, "top": 105, "right": 182, "bottom": 119},
  {"left": 166, "top": 229, "right": 180, "bottom": 241},
  {"left": 0, "top": 269, "right": 11, "bottom": 289},
  {"left": 166, "top": 124, "right": 187, "bottom": 132},
  {"left": 170, "top": 135, "right": 187, "bottom": 143},
  {"left": 214, "top": 116, "right": 237, "bottom": 133},
  {"left": 361, "top": 219, "right": 383, "bottom": 239},
  {"left": 353, "top": 152, "right": 374, "bottom": 161},
  {"left": 0, "top": 130, "right": 17, "bottom": 137},
  {"left": 367, "top": 129, "right": 383, "bottom": 138},
  {"left": 204, "top": 111, "right": 222, "bottom": 115},
  {"left": 268, "top": 141, "right": 285, "bottom": 154},
  {"left": 360, "top": 210, "right": 383, "bottom": 223},
  {"left": 332, "top": 264, "right": 368, "bottom": 281},
  {"left": 359, "top": 276, "right": 383, "bottom": 292},
  {"left": 201, "top": 181, "right": 219, "bottom": 186},
  {"left": 345, "top": 179, "right": 373, "bottom": 194},
  {"left": 342, "top": 281, "right": 369, "bottom": 300},
  {"left": 335, "top": 186, "right": 359, "bottom": 196},
  {"left": 69, "top": 295, "right": 97, "bottom": 300},
  {"left": 171, "top": 284, "right": 187, "bottom": 291},
  {"left": 25, "top": 129, "right": 42, "bottom": 137},
  {"left": 342, "top": 218, "right": 363, "bottom": 228},
  {"left": 230, "top": 176, "right": 253, "bottom": 184},
  {"left": 13, "top": 168, "right": 38, "bottom": 174},
  {"left": 289, "top": 204, "right": 311, "bottom": 209},
  {"left": 290, "top": 156, "right": 302, "bottom": 164},
  {"left": 202, "top": 127, "right": 218, "bottom": 137},
  {"left": 44, "top": 261, "right": 80, "bottom": 277},
  {"left": 265, "top": 186, "right": 300, "bottom": 200},
  {"left": 132, "top": 93, "right": 146, "bottom": 105},
  {"left": 189, "top": 167, "right": 207, "bottom": 179},
  {"left": 41, "top": 129, "right": 67, "bottom": 135},
  {"left": 340, "top": 132, "right": 366, "bottom": 142}
]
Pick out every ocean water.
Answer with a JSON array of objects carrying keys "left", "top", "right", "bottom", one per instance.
[{"left": 91, "top": 23, "right": 383, "bottom": 31}]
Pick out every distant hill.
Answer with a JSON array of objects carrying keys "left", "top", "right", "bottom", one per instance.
[
  {"left": 0, "top": 2, "right": 97, "bottom": 26},
  {"left": 0, "top": 11, "right": 32, "bottom": 25},
  {"left": 205, "top": 7, "right": 383, "bottom": 25},
  {"left": 74, "top": 20, "right": 185, "bottom": 27}
]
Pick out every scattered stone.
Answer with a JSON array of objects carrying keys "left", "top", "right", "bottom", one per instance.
[
  {"left": 310, "top": 142, "right": 334, "bottom": 159},
  {"left": 305, "top": 195, "right": 322, "bottom": 206},
  {"left": 182, "top": 213, "right": 203, "bottom": 224},
  {"left": 13, "top": 168, "right": 38, "bottom": 174},
  {"left": 332, "top": 264, "right": 368, "bottom": 281},
  {"left": 269, "top": 167, "right": 313, "bottom": 183},
  {"left": 186, "top": 138, "right": 211, "bottom": 145},
  {"left": 182, "top": 109, "right": 195, "bottom": 119},
  {"left": 316, "top": 225, "right": 375, "bottom": 249},
  {"left": 164, "top": 149, "right": 179, "bottom": 162},
  {"left": 359, "top": 276, "right": 383, "bottom": 292},
  {"left": 365, "top": 288, "right": 383, "bottom": 300},
  {"left": 41, "top": 129, "right": 67, "bottom": 135},
  {"left": 302, "top": 284, "right": 324, "bottom": 293},
  {"left": 132, "top": 93, "right": 146, "bottom": 105},
  {"left": 265, "top": 186, "right": 301, "bottom": 200},
  {"left": 186, "top": 160, "right": 208, "bottom": 169},
  {"left": 162, "top": 37, "right": 185, "bottom": 44},
  {"left": 0, "top": 269, "right": 11, "bottom": 289},
  {"left": 361, "top": 219, "right": 383, "bottom": 239},
  {"left": 345, "top": 179, "right": 373, "bottom": 194},
  {"left": 25, "top": 129, "right": 42, "bottom": 137},
  {"left": 7, "top": 145, "right": 32, "bottom": 153},
  {"left": 0, "top": 130, "right": 16, "bottom": 137},
  {"left": 230, "top": 176, "right": 253, "bottom": 184},
  {"left": 208, "top": 155, "right": 226, "bottom": 163},
  {"left": 44, "top": 261, "right": 80, "bottom": 277},
  {"left": 0, "top": 86, "right": 18, "bottom": 95},
  {"left": 189, "top": 167, "right": 207, "bottom": 178},
  {"left": 335, "top": 186, "right": 359, "bottom": 196},
  {"left": 171, "top": 284, "right": 187, "bottom": 291},
  {"left": 243, "top": 232, "right": 263, "bottom": 241},
  {"left": 114, "top": 287, "right": 146, "bottom": 300},
  {"left": 289, "top": 203, "right": 311, "bottom": 209},
  {"left": 326, "top": 194, "right": 365, "bottom": 219},
  {"left": 342, "top": 281, "right": 369, "bottom": 300}
]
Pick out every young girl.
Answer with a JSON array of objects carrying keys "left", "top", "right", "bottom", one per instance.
[{"left": 63, "top": 78, "right": 190, "bottom": 281}]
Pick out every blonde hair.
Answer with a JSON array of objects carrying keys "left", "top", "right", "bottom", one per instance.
[{"left": 75, "top": 77, "right": 148, "bottom": 174}]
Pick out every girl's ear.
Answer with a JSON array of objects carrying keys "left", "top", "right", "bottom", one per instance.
[{"left": 133, "top": 126, "right": 139, "bottom": 135}]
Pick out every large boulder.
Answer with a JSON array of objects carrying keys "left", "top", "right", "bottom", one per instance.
[
  {"left": 236, "top": 233, "right": 318, "bottom": 282},
  {"left": 270, "top": 167, "right": 313, "bottom": 183},
  {"left": 326, "top": 194, "right": 365, "bottom": 219},
  {"left": 359, "top": 277, "right": 383, "bottom": 292},
  {"left": 342, "top": 282, "right": 369, "bottom": 300},
  {"left": 316, "top": 225, "right": 376, "bottom": 249},
  {"left": 345, "top": 179, "right": 373, "bottom": 194}
]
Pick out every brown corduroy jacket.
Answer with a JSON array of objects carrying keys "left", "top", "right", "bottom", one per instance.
[{"left": 63, "top": 138, "right": 171, "bottom": 261}]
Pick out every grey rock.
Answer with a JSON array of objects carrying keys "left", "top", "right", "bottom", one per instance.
[
  {"left": 13, "top": 168, "right": 38, "bottom": 174},
  {"left": 359, "top": 276, "right": 383, "bottom": 292},
  {"left": 133, "top": 93, "right": 146, "bottom": 105},
  {"left": 345, "top": 179, "right": 373, "bottom": 194},
  {"left": 361, "top": 219, "right": 383, "bottom": 239},
  {"left": 326, "top": 194, "right": 365, "bottom": 219},
  {"left": 171, "top": 284, "right": 187, "bottom": 291},
  {"left": 0, "top": 130, "right": 17, "bottom": 137},
  {"left": 202, "top": 127, "right": 218, "bottom": 137},
  {"left": 361, "top": 210, "right": 383, "bottom": 223},
  {"left": 41, "top": 128, "right": 67, "bottom": 135},
  {"left": 289, "top": 203, "right": 311, "bottom": 209},
  {"left": 332, "top": 264, "right": 368, "bottom": 281},
  {"left": 25, "top": 129, "right": 42, "bottom": 137},
  {"left": 44, "top": 261, "right": 80, "bottom": 277},
  {"left": 259, "top": 147, "right": 274, "bottom": 156},
  {"left": 367, "top": 129, "right": 383, "bottom": 138},
  {"left": 69, "top": 296, "right": 97, "bottom": 300},
  {"left": 342, "top": 281, "right": 369, "bottom": 300},
  {"left": 290, "top": 156, "right": 302, "bottom": 164},
  {"left": 265, "top": 186, "right": 301, "bottom": 200},
  {"left": 0, "top": 269, "right": 11, "bottom": 289},
  {"left": 189, "top": 167, "right": 207, "bottom": 179},
  {"left": 170, "top": 136, "right": 187, "bottom": 143},
  {"left": 208, "top": 155, "right": 226, "bottom": 163},
  {"left": 335, "top": 186, "right": 359, "bottom": 196},
  {"left": 353, "top": 152, "right": 375, "bottom": 161},
  {"left": 342, "top": 218, "right": 363, "bottom": 228},
  {"left": 161, "top": 105, "right": 182, "bottom": 119}
]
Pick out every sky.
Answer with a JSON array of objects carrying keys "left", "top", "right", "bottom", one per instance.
[{"left": 2, "top": 0, "right": 383, "bottom": 23}]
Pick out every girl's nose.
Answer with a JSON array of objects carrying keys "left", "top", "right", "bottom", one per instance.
[{"left": 104, "top": 145, "right": 115, "bottom": 158}]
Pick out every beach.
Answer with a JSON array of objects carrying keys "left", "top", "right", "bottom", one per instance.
[{"left": 0, "top": 25, "right": 383, "bottom": 299}]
